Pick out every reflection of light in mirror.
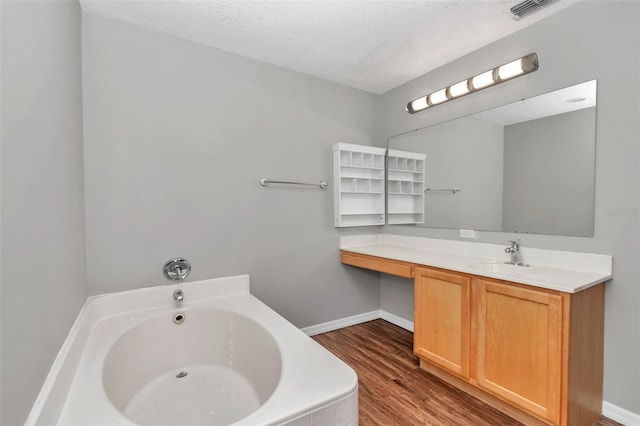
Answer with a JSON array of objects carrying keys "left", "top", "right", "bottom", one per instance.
[
  {"left": 498, "top": 58, "right": 526, "bottom": 80},
  {"left": 471, "top": 70, "right": 495, "bottom": 89},
  {"left": 429, "top": 89, "right": 448, "bottom": 105},
  {"left": 449, "top": 80, "right": 470, "bottom": 98}
]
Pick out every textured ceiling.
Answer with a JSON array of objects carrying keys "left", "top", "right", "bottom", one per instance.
[{"left": 79, "top": 0, "right": 580, "bottom": 94}]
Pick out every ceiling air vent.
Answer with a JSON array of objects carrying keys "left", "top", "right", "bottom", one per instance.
[{"left": 510, "top": 0, "right": 560, "bottom": 20}]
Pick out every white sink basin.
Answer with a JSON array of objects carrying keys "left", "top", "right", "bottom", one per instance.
[{"left": 468, "top": 262, "right": 535, "bottom": 277}]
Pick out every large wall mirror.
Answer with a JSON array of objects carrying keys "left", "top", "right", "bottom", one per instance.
[{"left": 387, "top": 80, "right": 597, "bottom": 237}]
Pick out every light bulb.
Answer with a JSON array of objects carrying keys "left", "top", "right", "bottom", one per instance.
[
  {"left": 429, "top": 88, "right": 448, "bottom": 105},
  {"left": 410, "top": 97, "right": 429, "bottom": 112},
  {"left": 498, "top": 58, "right": 525, "bottom": 80},
  {"left": 471, "top": 70, "right": 495, "bottom": 90},
  {"left": 449, "top": 80, "right": 470, "bottom": 98},
  {"left": 405, "top": 53, "right": 538, "bottom": 114}
]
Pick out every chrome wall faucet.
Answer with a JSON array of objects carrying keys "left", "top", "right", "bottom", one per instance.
[
  {"left": 163, "top": 257, "right": 191, "bottom": 282},
  {"left": 163, "top": 257, "right": 191, "bottom": 303},
  {"left": 173, "top": 288, "right": 184, "bottom": 302}
]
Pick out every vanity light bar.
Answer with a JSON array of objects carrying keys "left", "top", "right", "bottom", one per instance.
[{"left": 406, "top": 53, "right": 539, "bottom": 114}]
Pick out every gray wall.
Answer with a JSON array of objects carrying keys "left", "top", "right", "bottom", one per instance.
[
  {"left": 2, "top": 0, "right": 638, "bottom": 422},
  {"left": 377, "top": 0, "right": 639, "bottom": 414},
  {"left": 81, "top": 12, "right": 381, "bottom": 329},
  {"left": 0, "top": 1, "right": 87, "bottom": 425},
  {"left": 390, "top": 117, "right": 504, "bottom": 230},
  {"left": 502, "top": 107, "right": 596, "bottom": 235}
]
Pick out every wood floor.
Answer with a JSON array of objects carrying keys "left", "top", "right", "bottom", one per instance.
[{"left": 313, "top": 319, "right": 620, "bottom": 426}]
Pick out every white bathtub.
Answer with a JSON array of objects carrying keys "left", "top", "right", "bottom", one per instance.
[{"left": 26, "top": 275, "right": 359, "bottom": 426}]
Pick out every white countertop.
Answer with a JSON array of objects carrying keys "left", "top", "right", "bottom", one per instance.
[{"left": 340, "top": 234, "right": 613, "bottom": 293}]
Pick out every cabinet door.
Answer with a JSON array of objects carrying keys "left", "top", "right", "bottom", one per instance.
[
  {"left": 475, "top": 278, "right": 562, "bottom": 424},
  {"left": 414, "top": 267, "right": 470, "bottom": 379}
]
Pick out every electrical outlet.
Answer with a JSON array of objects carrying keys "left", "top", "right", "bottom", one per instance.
[{"left": 460, "top": 229, "right": 476, "bottom": 239}]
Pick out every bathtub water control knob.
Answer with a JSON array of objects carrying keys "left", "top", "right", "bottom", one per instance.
[
  {"left": 173, "top": 289, "right": 184, "bottom": 303},
  {"left": 163, "top": 257, "right": 191, "bottom": 282}
]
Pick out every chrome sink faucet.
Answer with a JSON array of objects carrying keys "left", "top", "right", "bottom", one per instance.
[{"left": 504, "top": 239, "right": 525, "bottom": 266}]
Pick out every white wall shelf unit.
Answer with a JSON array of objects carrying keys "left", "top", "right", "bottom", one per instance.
[
  {"left": 333, "top": 143, "right": 387, "bottom": 227},
  {"left": 387, "top": 149, "right": 426, "bottom": 225}
]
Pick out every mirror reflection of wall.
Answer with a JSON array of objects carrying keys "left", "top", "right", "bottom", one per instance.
[
  {"left": 502, "top": 107, "right": 595, "bottom": 235},
  {"left": 389, "top": 118, "right": 504, "bottom": 231},
  {"left": 387, "top": 80, "right": 597, "bottom": 237}
]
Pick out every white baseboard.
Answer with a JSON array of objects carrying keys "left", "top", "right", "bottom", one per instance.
[
  {"left": 302, "top": 312, "right": 639, "bottom": 426},
  {"left": 379, "top": 310, "right": 414, "bottom": 331},
  {"left": 301, "top": 310, "right": 381, "bottom": 336},
  {"left": 301, "top": 309, "right": 413, "bottom": 336},
  {"left": 603, "top": 401, "right": 640, "bottom": 426}
]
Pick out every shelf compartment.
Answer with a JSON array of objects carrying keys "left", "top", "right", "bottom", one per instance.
[
  {"left": 388, "top": 195, "right": 424, "bottom": 215},
  {"left": 355, "top": 178, "right": 371, "bottom": 193},
  {"left": 388, "top": 170, "right": 423, "bottom": 183},
  {"left": 387, "top": 149, "right": 426, "bottom": 225},
  {"left": 333, "top": 143, "right": 387, "bottom": 227},
  {"left": 388, "top": 213, "right": 424, "bottom": 224},
  {"left": 340, "top": 151, "right": 385, "bottom": 170},
  {"left": 387, "top": 159, "right": 425, "bottom": 173},
  {"left": 340, "top": 192, "right": 384, "bottom": 215},
  {"left": 340, "top": 177, "right": 356, "bottom": 192},
  {"left": 340, "top": 178, "right": 385, "bottom": 194},
  {"left": 388, "top": 192, "right": 423, "bottom": 196},
  {"left": 363, "top": 153, "right": 375, "bottom": 168},
  {"left": 388, "top": 157, "right": 398, "bottom": 170},
  {"left": 340, "top": 151, "right": 352, "bottom": 167},
  {"left": 388, "top": 180, "right": 423, "bottom": 194},
  {"left": 388, "top": 180, "right": 401, "bottom": 194},
  {"left": 370, "top": 179, "right": 384, "bottom": 194},
  {"left": 397, "top": 157, "right": 407, "bottom": 171},
  {"left": 352, "top": 152, "right": 364, "bottom": 167},
  {"left": 401, "top": 181, "right": 413, "bottom": 194},
  {"left": 341, "top": 167, "right": 384, "bottom": 179},
  {"left": 337, "top": 214, "right": 385, "bottom": 227}
]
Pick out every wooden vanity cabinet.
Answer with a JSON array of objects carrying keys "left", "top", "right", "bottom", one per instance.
[
  {"left": 414, "top": 267, "right": 471, "bottom": 379},
  {"left": 475, "top": 277, "right": 563, "bottom": 424},
  {"left": 342, "top": 251, "right": 606, "bottom": 426},
  {"left": 412, "top": 267, "right": 604, "bottom": 426}
]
